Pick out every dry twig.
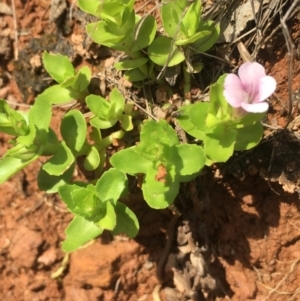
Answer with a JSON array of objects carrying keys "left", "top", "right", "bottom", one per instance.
[{"left": 11, "top": 0, "right": 18, "bottom": 60}]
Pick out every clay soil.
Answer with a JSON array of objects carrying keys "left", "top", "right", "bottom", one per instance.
[{"left": 1, "top": 1, "right": 300, "bottom": 301}]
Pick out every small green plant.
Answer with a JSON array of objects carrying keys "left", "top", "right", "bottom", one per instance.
[
  {"left": 58, "top": 168, "right": 138, "bottom": 252},
  {"left": 0, "top": 1, "right": 276, "bottom": 252},
  {"left": 0, "top": 96, "right": 56, "bottom": 183},
  {"left": 39, "top": 51, "right": 91, "bottom": 104},
  {"left": 148, "top": 0, "right": 219, "bottom": 67},
  {"left": 176, "top": 62, "right": 276, "bottom": 163},
  {"left": 111, "top": 119, "right": 205, "bottom": 208},
  {"left": 78, "top": 0, "right": 219, "bottom": 87},
  {"left": 86, "top": 88, "right": 133, "bottom": 131}
]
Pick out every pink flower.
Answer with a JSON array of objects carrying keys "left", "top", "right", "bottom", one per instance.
[{"left": 223, "top": 62, "right": 276, "bottom": 113}]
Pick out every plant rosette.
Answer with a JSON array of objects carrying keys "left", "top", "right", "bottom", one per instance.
[
  {"left": 78, "top": 0, "right": 157, "bottom": 82},
  {"left": 148, "top": 0, "right": 220, "bottom": 68},
  {"left": 176, "top": 62, "right": 276, "bottom": 163},
  {"left": 78, "top": 0, "right": 219, "bottom": 84},
  {"left": 39, "top": 51, "right": 91, "bottom": 104},
  {"left": 58, "top": 168, "right": 139, "bottom": 252},
  {"left": 110, "top": 119, "right": 206, "bottom": 209}
]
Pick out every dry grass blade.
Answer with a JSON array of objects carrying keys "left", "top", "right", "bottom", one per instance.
[
  {"left": 202, "top": 0, "right": 241, "bottom": 22},
  {"left": 280, "top": 0, "right": 300, "bottom": 127}
]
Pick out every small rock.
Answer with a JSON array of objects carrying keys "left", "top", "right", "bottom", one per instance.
[
  {"left": 64, "top": 240, "right": 141, "bottom": 289},
  {"left": 241, "top": 194, "right": 258, "bottom": 206},
  {"left": 37, "top": 247, "right": 57, "bottom": 266},
  {"left": 10, "top": 225, "right": 43, "bottom": 268},
  {"left": 0, "top": 3, "right": 12, "bottom": 15}
]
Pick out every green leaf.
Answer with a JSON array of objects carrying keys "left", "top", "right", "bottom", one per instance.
[
  {"left": 161, "top": 2, "right": 183, "bottom": 38},
  {"left": 58, "top": 183, "right": 79, "bottom": 211},
  {"left": 110, "top": 146, "right": 152, "bottom": 175},
  {"left": 90, "top": 126, "right": 102, "bottom": 144},
  {"left": 61, "top": 110, "right": 87, "bottom": 154},
  {"left": 206, "top": 74, "right": 231, "bottom": 127},
  {"left": 110, "top": 88, "right": 125, "bottom": 117},
  {"left": 141, "top": 119, "right": 179, "bottom": 146},
  {"left": 96, "top": 201, "right": 116, "bottom": 231},
  {"left": 83, "top": 146, "right": 100, "bottom": 171},
  {"left": 0, "top": 152, "right": 39, "bottom": 184},
  {"left": 86, "top": 89, "right": 124, "bottom": 129},
  {"left": 135, "top": 120, "right": 179, "bottom": 162},
  {"left": 112, "top": 202, "right": 139, "bottom": 238},
  {"left": 95, "top": 168, "right": 128, "bottom": 203},
  {"left": 172, "top": 144, "right": 205, "bottom": 176},
  {"left": 61, "top": 66, "right": 91, "bottom": 92},
  {"left": 181, "top": 0, "right": 201, "bottom": 38},
  {"left": 7, "top": 143, "right": 38, "bottom": 161},
  {"left": 119, "top": 114, "right": 133, "bottom": 131},
  {"left": 0, "top": 100, "right": 29, "bottom": 136},
  {"left": 188, "top": 102, "right": 209, "bottom": 140},
  {"left": 16, "top": 123, "right": 37, "bottom": 147},
  {"left": 173, "top": 0, "right": 188, "bottom": 9},
  {"left": 77, "top": 0, "right": 101, "bottom": 17},
  {"left": 89, "top": 116, "right": 118, "bottom": 129},
  {"left": 142, "top": 167, "right": 179, "bottom": 209},
  {"left": 59, "top": 183, "right": 94, "bottom": 215},
  {"left": 86, "top": 21, "right": 125, "bottom": 47},
  {"left": 191, "top": 21, "right": 220, "bottom": 53},
  {"left": 98, "top": 1, "right": 127, "bottom": 25},
  {"left": 204, "top": 124, "right": 237, "bottom": 162},
  {"left": 175, "top": 31, "right": 211, "bottom": 46},
  {"left": 124, "top": 69, "right": 149, "bottom": 82},
  {"left": 114, "top": 58, "right": 148, "bottom": 70},
  {"left": 238, "top": 112, "right": 266, "bottom": 126},
  {"left": 119, "top": 5, "right": 136, "bottom": 32},
  {"left": 38, "top": 163, "right": 75, "bottom": 193},
  {"left": 40, "top": 128, "right": 60, "bottom": 156},
  {"left": 62, "top": 216, "right": 103, "bottom": 252},
  {"left": 36, "top": 84, "right": 82, "bottom": 105},
  {"left": 29, "top": 97, "right": 52, "bottom": 132},
  {"left": 28, "top": 97, "right": 52, "bottom": 146},
  {"left": 132, "top": 15, "right": 157, "bottom": 51},
  {"left": 176, "top": 104, "right": 207, "bottom": 140},
  {"left": 71, "top": 186, "right": 97, "bottom": 217},
  {"left": 86, "top": 94, "right": 111, "bottom": 119},
  {"left": 42, "top": 141, "right": 75, "bottom": 176},
  {"left": 43, "top": 51, "right": 75, "bottom": 83},
  {"left": 234, "top": 122, "right": 263, "bottom": 151},
  {"left": 147, "top": 164, "right": 172, "bottom": 194},
  {"left": 148, "top": 36, "right": 185, "bottom": 67}
]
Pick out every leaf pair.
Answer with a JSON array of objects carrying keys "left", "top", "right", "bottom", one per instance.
[
  {"left": 59, "top": 168, "right": 139, "bottom": 252},
  {"left": 0, "top": 95, "right": 59, "bottom": 184},
  {"left": 148, "top": 0, "right": 219, "bottom": 68},
  {"left": 110, "top": 120, "right": 205, "bottom": 209},
  {"left": 40, "top": 52, "right": 91, "bottom": 104},
  {"left": 87, "top": 88, "right": 133, "bottom": 131}
]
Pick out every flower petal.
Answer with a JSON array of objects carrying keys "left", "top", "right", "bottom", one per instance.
[
  {"left": 241, "top": 101, "right": 269, "bottom": 113},
  {"left": 238, "top": 62, "right": 266, "bottom": 101},
  {"left": 257, "top": 76, "right": 276, "bottom": 102},
  {"left": 223, "top": 74, "right": 245, "bottom": 108}
]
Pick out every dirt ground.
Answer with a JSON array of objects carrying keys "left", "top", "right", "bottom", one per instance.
[{"left": 1, "top": 0, "right": 300, "bottom": 301}]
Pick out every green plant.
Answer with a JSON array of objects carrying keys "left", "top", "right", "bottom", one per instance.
[
  {"left": 86, "top": 88, "right": 133, "bottom": 131},
  {"left": 78, "top": 0, "right": 219, "bottom": 87},
  {"left": 58, "top": 168, "right": 138, "bottom": 252},
  {"left": 0, "top": 1, "right": 276, "bottom": 252},
  {"left": 39, "top": 52, "right": 91, "bottom": 104},
  {"left": 111, "top": 119, "right": 205, "bottom": 208}
]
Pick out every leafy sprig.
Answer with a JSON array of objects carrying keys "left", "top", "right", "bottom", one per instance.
[{"left": 0, "top": 0, "right": 276, "bottom": 252}]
